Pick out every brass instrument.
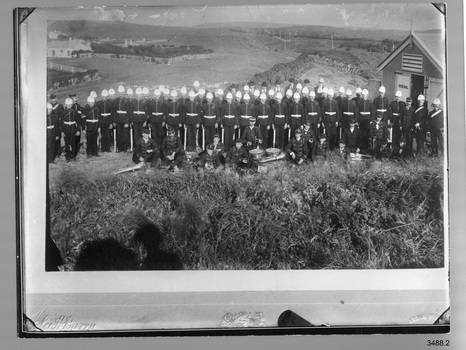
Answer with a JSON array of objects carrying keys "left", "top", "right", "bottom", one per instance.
[
  {"left": 113, "top": 161, "right": 145, "bottom": 175},
  {"left": 258, "top": 152, "right": 286, "bottom": 164}
]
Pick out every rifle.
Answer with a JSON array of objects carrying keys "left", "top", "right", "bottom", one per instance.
[
  {"left": 130, "top": 123, "right": 133, "bottom": 152},
  {"left": 113, "top": 124, "right": 117, "bottom": 152}
]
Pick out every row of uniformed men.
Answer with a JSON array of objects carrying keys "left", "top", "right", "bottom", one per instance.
[{"left": 46, "top": 81, "right": 444, "bottom": 162}]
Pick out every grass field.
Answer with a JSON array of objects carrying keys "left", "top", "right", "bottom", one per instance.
[{"left": 49, "top": 150, "right": 445, "bottom": 271}]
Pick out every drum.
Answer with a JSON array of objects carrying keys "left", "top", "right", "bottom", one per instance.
[
  {"left": 249, "top": 148, "right": 265, "bottom": 160},
  {"left": 265, "top": 148, "right": 280, "bottom": 157}
]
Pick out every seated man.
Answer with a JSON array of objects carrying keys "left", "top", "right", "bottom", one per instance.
[
  {"left": 207, "top": 133, "right": 226, "bottom": 164},
  {"left": 316, "top": 133, "right": 328, "bottom": 160},
  {"left": 161, "top": 126, "right": 186, "bottom": 170},
  {"left": 370, "top": 111, "right": 390, "bottom": 159},
  {"left": 242, "top": 118, "right": 263, "bottom": 151},
  {"left": 198, "top": 143, "right": 221, "bottom": 171},
  {"left": 300, "top": 121, "right": 316, "bottom": 162},
  {"left": 132, "top": 128, "right": 160, "bottom": 168},
  {"left": 343, "top": 118, "right": 362, "bottom": 160},
  {"left": 182, "top": 145, "right": 201, "bottom": 171},
  {"left": 226, "top": 138, "right": 250, "bottom": 171},
  {"left": 285, "top": 128, "right": 308, "bottom": 165}
]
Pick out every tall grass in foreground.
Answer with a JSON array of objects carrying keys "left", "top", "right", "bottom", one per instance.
[{"left": 50, "top": 155, "right": 444, "bottom": 270}]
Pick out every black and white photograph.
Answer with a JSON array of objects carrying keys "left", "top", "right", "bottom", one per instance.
[{"left": 16, "top": 2, "right": 453, "bottom": 337}]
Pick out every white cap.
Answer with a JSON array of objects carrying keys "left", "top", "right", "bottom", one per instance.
[
  {"left": 243, "top": 93, "right": 250, "bottom": 100},
  {"left": 46, "top": 102, "right": 53, "bottom": 109},
  {"left": 206, "top": 92, "right": 213, "bottom": 99},
  {"left": 302, "top": 86, "right": 309, "bottom": 94},
  {"left": 142, "top": 87, "right": 149, "bottom": 95},
  {"left": 159, "top": 85, "right": 165, "bottom": 92},
  {"left": 345, "top": 89, "right": 352, "bottom": 96},
  {"left": 276, "top": 92, "right": 283, "bottom": 99},
  {"left": 260, "top": 93, "right": 267, "bottom": 100},
  {"left": 362, "top": 89, "right": 369, "bottom": 95},
  {"left": 339, "top": 86, "right": 345, "bottom": 93},
  {"left": 101, "top": 89, "right": 109, "bottom": 97},
  {"left": 188, "top": 90, "right": 195, "bottom": 98},
  {"left": 417, "top": 94, "right": 425, "bottom": 100},
  {"left": 217, "top": 88, "right": 224, "bottom": 96},
  {"left": 243, "top": 85, "right": 250, "bottom": 92},
  {"left": 87, "top": 96, "right": 95, "bottom": 103},
  {"left": 163, "top": 88, "right": 170, "bottom": 96},
  {"left": 395, "top": 91, "right": 402, "bottom": 97},
  {"left": 432, "top": 98, "right": 441, "bottom": 105},
  {"left": 317, "top": 87, "right": 322, "bottom": 94},
  {"left": 327, "top": 89, "right": 334, "bottom": 96},
  {"left": 253, "top": 90, "right": 260, "bottom": 97},
  {"left": 198, "top": 88, "right": 205, "bottom": 96},
  {"left": 286, "top": 89, "right": 293, "bottom": 97},
  {"left": 293, "top": 92, "right": 300, "bottom": 99},
  {"left": 118, "top": 85, "right": 125, "bottom": 93},
  {"left": 171, "top": 90, "right": 178, "bottom": 98},
  {"left": 318, "top": 77, "right": 324, "bottom": 83},
  {"left": 193, "top": 81, "right": 200, "bottom": 87},
  {"left": 379, "top": 86, "right": 386, "bottom": 93},
  {"left": 310, "top": 91, "right": 316, "bottom": 97},
  {"left": 90, "top": 90, "right": 97, "bottom": 98},
  {"left": 135, "top": 87, "right": 143, "bottom": 95},
  {"left": 322, "top": 87, "right": 328, "bottom": 94},
  {"left": 235, "top": 91, "right": 242, "bottom": 99},
  {"left": 268, "top": 89, "right": 275, "bottom": 96},
  {"left": 154, "top": 89, "right": 161, "bottom": 96},
  {"left": 65, "top": 98, "right": 73, "bottom": 105},
  {"left": 180, "top": 86, "right": 187, "bottom": 94},
  {"left": 127, "top": 88, "right": 133, "bottom": 95},
  {"left": 226, "top": 92, "right": 233, "bottom": 99},
  {"left": 296, "top": 83, "right": 302, "bottom": 89},
  {"left": 355, "top": 87, "right": 362, "bottom": 94},
  {"left": 108, "top": 88, "right": 115, "bottom": 96}
]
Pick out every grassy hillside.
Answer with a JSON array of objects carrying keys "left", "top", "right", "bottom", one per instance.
[{"left": 49, "top": 152, "right": 444, "bottom": 271}]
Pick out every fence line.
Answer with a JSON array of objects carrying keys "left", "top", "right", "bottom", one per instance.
[{"left": 47, "top": 62, "right": 87, "bottom": 73}]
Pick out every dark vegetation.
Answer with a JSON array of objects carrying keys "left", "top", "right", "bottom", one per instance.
[
  {"left": 88, "top": 42, "right": 213, "bottom": 58},
  {"left": 50, "top": 154, "right": 444, "bottom": 270},
  {"left": 47, "top": 68, "right": 100, "bottom": 90}
]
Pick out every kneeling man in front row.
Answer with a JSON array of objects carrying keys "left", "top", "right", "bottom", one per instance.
[
  {"left": 285, "top": 128, "right": 309, "bottom": 165},
  {"left": 132, "top": 128, "right": 161, "bottom": 168}
]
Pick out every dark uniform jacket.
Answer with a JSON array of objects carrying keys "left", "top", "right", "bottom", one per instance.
[
  {"left": 371, "top": 96, "right": 391, "bottom": 122},
  {"left": 165, "top": 99, "right": 183, "bottom": 126},
  {"left": 135, "top": 137, "right": 159, "bottom": 159},
  {"left": 271, "top": 100, "right": 289, "bottom": 126},
  {"left": 304, "top": 99, "right": 321, "bottom": 124},
  {"left": 344, "top": 127, "right": 362, "bottom": 151},
  {"left": 60, "top": 108, "right": 79, "bottom": 133},
  {"left": 340, "top": 98, "right": 359, "bottom": 128},
  {"left": 47, "top": 110, "right": 60, "bottom": 138},
  {"left": 357, "top": 98, "right": 372, "bottom": 122},
  {"left": 226, "top": 146, "right": 249, "bottom": 164},
  {"left": 131, "top": 98, "right": 149, "bottom": 123},
  {"left": 161, "top": 135, "right": 184, "bottom": 156},
  {"left": 83, "top": 105, "right": 100, "bottom": 133},
  {"left": 289, "top": 101, "right": 305, "bottom": 127},
  {"left": 428, "top": 108, "right": 444, "bottom": 130},
  {"left": 402, "top": 105, "right": 415, "bottom": 131},
  {"left": 147, "top": 99, "right": 166, "bottom": 124},
  {"left": 388, "top": 100, "right": 405, "bottom": 126},
  {"left": 322, "top": 99, "right": 340, "bottom": 123},
  {"left": 184, "top": 100, "right": 201, "bottom": 125},
  {"left": 254, "top": 102, "right": 271, "bottom": 126},
  {"left": 412, "top": 105, "right": 429, "bottom": 131},
  {"left": 96, "top": 99, "right": 113, "bottom": 124},
  {"left": 370, "top": 120, "right": 389, "bottom": 140},
  {"left": 242, "top": 126, "right": 263, "bottom": 144},
  {"left": 220, "top": 102, "right": 238, "bottom": 126},
  {"left": 113, "top": 96, "right": 131, "bottom": 123},
  {"left": 201, "top": 102, "right": 219, "bottom": 126},
  {"left": 285, "top": 137, "right": 308, "bottom": 158},
  {"left": 238, "top": 102, "right": 254, "bottom": 127}
]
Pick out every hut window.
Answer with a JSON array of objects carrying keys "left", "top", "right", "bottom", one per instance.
[{"left": 402, "top": 53, "right": 423, "bottom": 73}]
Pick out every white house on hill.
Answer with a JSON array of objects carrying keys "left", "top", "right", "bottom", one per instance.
[{"left": 47, "top": 39, "right": 92, "bottom": 58}]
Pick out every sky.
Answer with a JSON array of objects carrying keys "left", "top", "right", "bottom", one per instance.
[{"left": 48, "top": 4, "right": 444, "bottom": 32}]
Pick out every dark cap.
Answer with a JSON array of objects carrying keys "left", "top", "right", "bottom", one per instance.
[
  {"left": 295, "top": 128, "right": 302, "bottom": 134},
  {"left": 319, "top": 133, "right": 327, "bottom": 139},
  {"left": 406, "top": 97, "right": 413, "bottom": 102},
  {"left": 68, "top": 93, "right": 77, "bottom": 98},
  {"left": 261, "top": 82, "right": 267, "bottom": 87},
  {"left": 213, "top": 134, "right": 220, "bottom": 139},
  {"left": 350, "top": 118, "right": 358, "bottom": 125},
  {"left": 235, "top": 138, "right": 244, "bottom": 144},
  {"left": 303, "top": 79, "right": 310, "bottom": 84},
  {"left": 249, "top": 118, "right": 256, "bottom": 123},
  {"left": 142, "top": 128, "right": 150, "bottom": 134},
  {"left": 167, "top": 126, "right": 175, "bottom": 133},
  {"left": 289, "top": 78, "right": 295, "bottom": 83},
  {"left": 186, "top": 145, "right": 196, "bottom": 152},
  {"left": 206, "top": 143, "right": 214, "bottom": 150},
  {"left": 49, "top": 94, "right": 57, "bottom": 99}
]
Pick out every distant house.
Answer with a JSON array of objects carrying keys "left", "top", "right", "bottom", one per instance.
[
  {"left": 47, "top": 39, "right": 92, "bottom": 58},
  {"left": 377, "top": 30, "right": 445, "bottom": 106}
]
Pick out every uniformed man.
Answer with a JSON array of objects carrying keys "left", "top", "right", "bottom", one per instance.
[
  {"left": 226, "top": 138, "right": 250, "bottom": 172},
  {"left": 220, "top": 92, "right": 238, "bottom": 152},
  {"left": 271, "top": 92, "right": 289, "bottom": 150},
  {"left": 370, "top": 111, "right": 390, "bottom": 159},
  {"left": 108, "top": 88, "right": 115, "bottom": 102},
  {"left": 147, "top": 89, "right": 166, "bottom": 148},
  {"left": 353, "top": 87, "right": 363, "bottom": 104},
  {"left": 252, "top": 89, "right": 261, "bottom": 106},
  {"left": 371, "top": 86, "right": 390, "bottom": 123},
  {"left": 165, "top": 90, "right": 183, "bottom": 136},
  {"left": 335, "top": 86, "right": 345, "bottom": 111},
  {"left": 130, "top": 87, "right": 149, "bottom": 150},
  {"left": 46, "top": 102, "right": 60, "bottom": 163},
  {"left": 388, "top": 90, "right": 405, "bottom": 152},
  {"left": 285, "top": 88, "right": 293, "bottom": 107},
  {"left": 48, "top": 93, "right": 64, "bottom": 158},
  {"left": 238, "top": 93, "right": 254, "bottom": 137},
  {"left": 285, "top": 78, "right": 295, "bottom": 95},
  {"left": 301, "top": 86, "right": 310, "bottom": 108},
  {"left": 201, "top": 92, "right": 219, "bottom": 147},
  {"left": 133, "top": 128, "right": 160, "bottom": 168},
  {"left": 161, "top": 126, "right": 185, "bottom": 170},
  {"left": 343, "top": 117, "right": 362, "bottom": 160},
  {"left": 289, "top": 92, "right": 305, "bottom": 140},
  {"left": 401, "top": 97, "right": 415, "bottom": 157},
  {"left": 242, "top": 118, "right": 263, "bottom": 151},
  {"left": 314, "top": 77, "right": 325, "bottom": 98},
  {"left": 184, "top": 90, "right": 201, "bottom": 149},
  {"left": 428, "top": 98, "right": 444, "bottom": 157},
  {"left": 61, "top": 98, "right": 80, "bottom": 161},
  {"left": 413, "top": 94, "right": 428, "bottom": 155},
  {"left": 83, "top": 96, "right": 100, "bottom": 157},
  {"left": 254, "top": 93, "right": 271, "bottom": 149},
  {"left": 304, "top": 90, "right": 321, "bottom": 156},
  {"left": 356, "top": 88, "right": 372, "bottom": 153},
  {"left": 285, "top": 128, "right": 308, "bottom": 165},
  {"left": 69, "top": 93, "right": 85, "bottom": 156},
  {"left": 322, "top": 89, "right": 340, "bottom": 151},
  {"left": 340, "top": 89, "right": 359, "bottom": 138},
  {"left": 95, "top": 89, "right": 114, "bottom": 152},
  {"left": 199, "top": 143, "right": 221, "bottom": 171},
  {"left": 113, "top": 85, "right": 131, "bottom": 152},
  {"left": 300, "top": 121, "right": 316, "bottom": 162},
  {"left": 207, "top": 133, "right": 226, "bottom": 164},
  {"left": 193, "top": 80, "right": 201, "bottom": 94}
]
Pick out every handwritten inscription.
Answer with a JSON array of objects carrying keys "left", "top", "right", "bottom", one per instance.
[
  {"left": 220, "top": 311, "right": 267, "bottom": 328},
  {"left": 30, "top": 310, "right": 96, "bottom": 331}
]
